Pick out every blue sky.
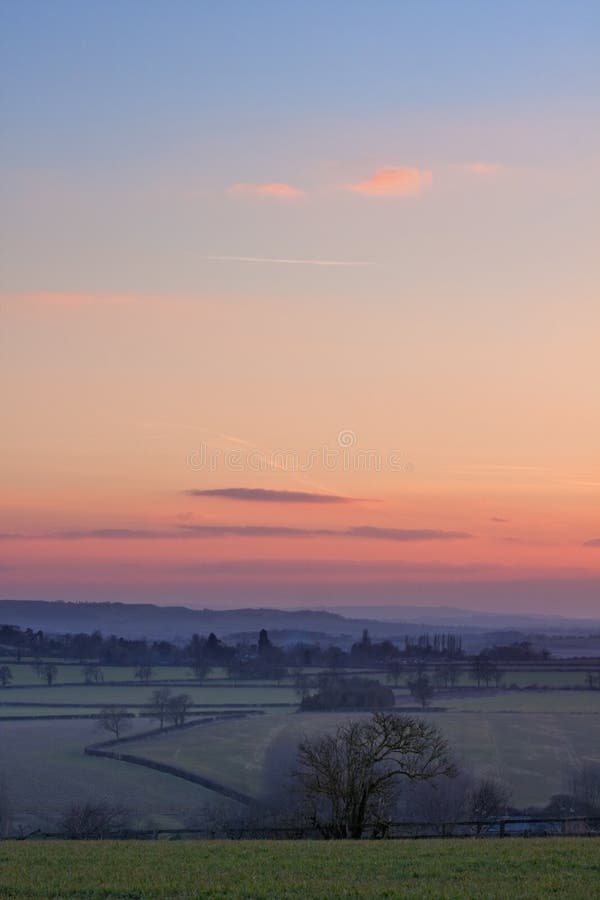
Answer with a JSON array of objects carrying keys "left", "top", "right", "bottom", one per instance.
[{"left": 3, "top": 0, "right": 599, "bottom": 172}]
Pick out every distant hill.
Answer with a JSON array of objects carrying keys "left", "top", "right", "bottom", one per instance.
[
  {"left": 326, "top": 604, "right": 600, "bottom": 631},
  {"left": 1, "top": 598, "right": 597, "bottom": 647},
  {"left": 0, "top": 599, "right": 416, "bottom": 643}
]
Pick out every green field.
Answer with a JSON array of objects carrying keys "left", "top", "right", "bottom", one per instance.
[
  {"left": 3, "top": 680, "right": 600, "bottom": 834},
  {"left": 123, "top": 703, "right": 600, "bottom": 806},
  {"left": 389, "top": 670, "right": 593, "bottom": 689},
  {"left": 0, "top": 664, "right": 241, "bottom": 686},
  {"left": 0, "top": 664, "right": 195, "bottom": 686},
  {"left": 0, "top": 706, "right": 109, "bottom": 718},
  {"left": 1, "top": 660, "right": 595, "bottom": 690},
  {"left": 3, "top": 680, "right": 599, "bottom": 716},
  {"left": 1, "top": 839, "right": 599, "bottom": 898},
  {"left": 0, "top": 683, "right": 297, "bottom": 706},
  {"left": 0, "top": 720, "right": 240, "bottom": 831},
  {"left": 443, "top": 690, "right": 600, "bottom": 714}
]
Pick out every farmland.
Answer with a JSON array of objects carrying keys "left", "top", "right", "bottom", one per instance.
[
  {"left": 121, "top": 702, "right": 600, "bottom": 807},
  {"left": 0, "top": 682, "right": 297, "bottom": 707},
  {"left": 0, "top": 719, "right": 240, "bottom": 831},
  {"left": 1, "top": 838, "right": 599, "bottom": 898},
  {"left": 2, "top": 663, "right": 600, "bottom": 831}
]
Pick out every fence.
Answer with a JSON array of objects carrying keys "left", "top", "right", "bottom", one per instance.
[{"left": 8, "top": 817, "right": 600, "bottom": 842}]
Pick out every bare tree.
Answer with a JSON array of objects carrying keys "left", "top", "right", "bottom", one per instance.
[
  {"left": 467, "top": 778, "right": 511, "bottom": 820},
  {"left": 166, "top": 693, "right": 193, "bottom": 726},
  {"left": 96, "top": 706, "right": 132, "bottom": 740},
  {"left": 446, "top": 666, "right": 461, "bottom": 688},
  {"left": 408, "top": 673, "right": 435, "bottom": 709},
  {"left": 386, "top": 661, "right": 404, "bottom": 688},
  {"left": 585, "top": 671, "right": 600, "bottom": 690},
  {"left": 432, "top": 663, "right": 462, "bottom": 690},
  {"left": 189, "top": 660, "right": 211, "bottom": 682},
  {"left": 134, "top": 665, "right": 153, "bottom": 683},
  {"left": 292, "top": 671, "right": 314, "bottom": 701},
  {"left": 148, "top": 687, "right": 172, "bottom": 729},
  {"left": 571, "top": 764, "right": 600, "bottom": 813},
  {"left": 400, "top": 772, "right": 472, "bottom": 832},
  {"left": 60, "top": 800, "right": 129, "bottom": 838},
  {"left": 82, "top": 664, "right": 104, "bottom": 684},
  {"left": 44, "top": 663, "right": 58, "bottom": 686},
  {"left": 32, "top": 662, "right": 58, "bottom": 686},
  {"left": 295, "top": 712, "right": 457, "bottom": 838},
  {"left": 0, "top": 666, "right": 12, "bottom": 687},
  {"left": 469, "top": 656, "right": 498, "bottom": 689}
]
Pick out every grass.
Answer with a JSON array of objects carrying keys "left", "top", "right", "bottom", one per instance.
[
  {"left": 1, "top": 839, "right": 600, "bottom": 898},
  {"left": 3, "top": 678, "right": 600, "bottom": 835},
  {"left": 389, "top": 670, "right": 593, "bottom": 689},
  {"left": 0, "top": 684, "right": 297, "bottom": 706},
  {"left": 2, "top": 659, "right": 595, "bottom": 690},
  {"left": 125, "top": 703, "right": 600, "bottom": 806},
  {"left": 0, "top": 665, "right": 192, "bottom": 686},
  {"left": 0, "top": 706, "right": 108, "bottom": 718},
  {"left": 124, "top": 713, "right": 295, "bottom": 795},
  {"left": 0, "top": 664, "right": 241, "bottom": 686},
  {"left": 0, "top": 720, "right": 241, "bottom": 832},
  {"left": 442, "top": 690, "right": 600, "bottom": 714}
]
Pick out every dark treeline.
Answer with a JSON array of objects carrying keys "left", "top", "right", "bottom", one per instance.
[{"left": 0, "top": 623, "right": 550, "bottom": 678}]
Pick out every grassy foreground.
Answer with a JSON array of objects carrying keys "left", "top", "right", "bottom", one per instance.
[{"left": 1, "top": 839, "right": 599, "bottom": 899}]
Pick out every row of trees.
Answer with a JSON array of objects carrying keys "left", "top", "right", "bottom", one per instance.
[
  {"left": 1, "top": 622, "right": 553, "bottom": 674},
  {"left": 95, "top": 688, "right": 196, "bottom": 739}
]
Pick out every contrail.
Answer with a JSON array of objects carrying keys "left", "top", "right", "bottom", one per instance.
[{"left": 200, "top": 255, "right": 373, "bottom": 267}]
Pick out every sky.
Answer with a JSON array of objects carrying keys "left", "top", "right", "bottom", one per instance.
[{"left": 2, "top": 1, "right": 600, "bottom": 615}]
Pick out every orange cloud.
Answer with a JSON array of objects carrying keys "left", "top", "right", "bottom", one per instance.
[
  {"left": 349, "top": 166, "right": 432, "bottom": 197},
  {"left": 228, "top": 182, "right": 304, "bottom": 199}
]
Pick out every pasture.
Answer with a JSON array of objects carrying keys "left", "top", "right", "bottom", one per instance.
[
  {"left": 0, "top": 719, "right": 240, "bottom": 831},
  {"left": 2, "top": 673, "right": 600, "bottom": 833},
  {"left": 0, "top": 683, "right": 297, "bottom": 706},
  {"left": 442, "top": 690, "right": 600, "bottom": 714},
  {"left": 123, "top": 700, "right": 600, "bottom": 806},
  {"left": 1, "top": 659, "right": 596, "bottom": 690},
  {"left": 1, "top": 839, "right": 599, "bottom": 898}
]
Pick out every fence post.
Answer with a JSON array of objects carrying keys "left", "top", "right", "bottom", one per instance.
[{"left": 499, "top": 821, "right": 505, "bottom": 838}]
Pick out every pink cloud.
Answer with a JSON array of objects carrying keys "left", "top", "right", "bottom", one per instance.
[
  {"left": 348, "top": 166, "right": 432, "bottom": 197},
  {"left": 228, "top": 182, "right": 304, "bottom": 199},
  {"left": 464, "top": 162, "right": 501, "bottom": 175}
]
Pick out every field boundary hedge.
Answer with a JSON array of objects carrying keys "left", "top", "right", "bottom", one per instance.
[{"left": 84, "top": 712, "right": 261, "bottom": 805}]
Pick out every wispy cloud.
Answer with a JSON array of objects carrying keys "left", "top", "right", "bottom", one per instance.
[
  {"left": 491, "top": 517, "right": 509, "bottom": 523},
  {"left": 179, "top": 524, "right": 324, "bottom": 538},
  {"left": 583, "top": 539, "right": 600, "bottom": 548},
  {"left": 184, "top": 488, "right": 363, "bottom": 504},
  {"left": 200, "top": 255, "right": 373, "bottom": 267},
  {"left": 53, "top": 528, "right": 175, "bottom": 540},
  {"left": 4, "top": 524, "right": 472, "bottom": 542},
  {"left": 176, "top": 524, "right": 472, "bottom": 542},
  {"left": 345, "top": 526, "right": 472, "bottom": 541},
  {"left": 348, "top": 166, "right": 432, "bottom": 197},
  {"left": 228, "top": 182, "right": 304, "bottom": 199}
]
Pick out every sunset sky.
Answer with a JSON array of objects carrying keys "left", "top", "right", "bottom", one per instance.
[{"left": 2, "top": 2, "right": 600, "bottom": 615}]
